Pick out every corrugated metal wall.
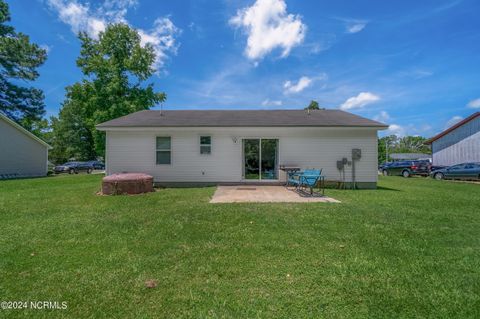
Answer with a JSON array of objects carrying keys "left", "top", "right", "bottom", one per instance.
[{"left": 432, "top": 116, "right": 480, "bottom": 166}]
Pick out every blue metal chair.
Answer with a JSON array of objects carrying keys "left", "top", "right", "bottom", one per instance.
[
  {"left": 299, "top": 169, "right": 324, "bottom": 195},
  {"left": 287, "top": 171, "right": 303, "bottom": 187},
  {"left": 288, "top": 168, "right": 324, "bottom": 196}
]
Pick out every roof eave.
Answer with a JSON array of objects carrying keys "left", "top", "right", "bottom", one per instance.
[
  {"left": 97, "top": 124, "right": 389, "bottom": 130},
  {"left": 425, "top": 112, "right": 480, "bottom": 144}
]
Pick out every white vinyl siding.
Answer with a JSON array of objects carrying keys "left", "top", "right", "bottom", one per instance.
[
  {"left": 0, "top": 118, "right": 48, "bottom": 177},
  {"left": 105, "top": 127, "right": 379, "bottom": 184}
]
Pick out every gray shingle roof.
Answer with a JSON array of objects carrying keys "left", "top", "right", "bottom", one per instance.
[{"left": 96, "top": 109, "right": 388, "bottom": 128}]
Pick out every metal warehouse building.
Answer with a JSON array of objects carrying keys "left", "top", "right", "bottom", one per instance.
[{"left": 426, "top": 112, "right": 480, "bottom": 166}]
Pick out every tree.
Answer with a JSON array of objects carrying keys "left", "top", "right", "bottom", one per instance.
[
  {"left": 20, "top": 117, "right": 51, "bottom": 141},
  {"left": 396, "top": 136, "right": 430, "bottom": 154},
  {"left": 378, "top": 135, "right": 430, "bottom": 163},
  {"left": 52, "top": 23, "right": 166, "bottom": 160},
  {"left": 378, "top": 135, "right": 398, "bottom": 163},
  {"left": 49, "top": 98, "right": 96, "bottom": 164},
  {"left": 0, "top": 0, "right": 47, "bottom": 122},
  {"left": 305, "top": 100, "right": 320, "bottom": 110}
]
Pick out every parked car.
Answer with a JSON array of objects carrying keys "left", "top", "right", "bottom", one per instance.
[
  {"left": 430, "top": 162, "right": 480, "bottom": 181},
  {"left": 382, "top": 160, "right": 430, "bottom": 177},
  {"left": 86, "top": 160, "right": 105, "bottom": 170},
  {"left": 54, "top": 162, "right": 93, "bottom": 174},
  {"left": 379, "top": 162, "right": 394, "bottom": 171},
  {"left": 430, "top": 165, "right": 447, "bottom": 172}
]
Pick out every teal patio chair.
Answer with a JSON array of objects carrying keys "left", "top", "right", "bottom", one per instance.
[{"left": 297, "top": 169, "right": 325, "bottom": 196}]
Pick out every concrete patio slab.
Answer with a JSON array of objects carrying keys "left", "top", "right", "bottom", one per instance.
[{"left": 210, "top": 185, "right": 340, "bottom": 203}]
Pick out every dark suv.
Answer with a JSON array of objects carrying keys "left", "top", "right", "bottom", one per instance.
[{"left": 382, "top": 160, "right": 430, "bottom": 178}]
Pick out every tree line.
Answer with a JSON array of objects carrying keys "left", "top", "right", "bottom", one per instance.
[
  {"left": 0, "top": 0, "right": 165, "bottom": 163},
  {"left": 378, "top": 135, "right": 431, "bottom": 163}
]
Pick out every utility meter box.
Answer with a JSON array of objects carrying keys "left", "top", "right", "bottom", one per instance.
[{"left": 352, "top": 148, "right": 362, "bottom": 160}]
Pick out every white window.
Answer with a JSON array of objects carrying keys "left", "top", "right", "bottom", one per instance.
[
  {"left": 200, "top": 136, "right": 211, "bottom": 155},
  {"left": 156, "top": 137, "right": 171, "bottom": 164}
]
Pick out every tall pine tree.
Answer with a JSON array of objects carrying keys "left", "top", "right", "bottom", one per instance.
[{"left": 0, "top": 0, "right": 47, "bottom": 124}]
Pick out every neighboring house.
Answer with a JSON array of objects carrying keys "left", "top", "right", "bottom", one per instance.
[
  {"left": 97, "top": 109, "right": 387, "bottom": 188},
  {"left": 426, "top": 112, "right": 480, "bottom": 166},
  {"left": 0, "top": 113, "right": 51, "bottom": 179}
]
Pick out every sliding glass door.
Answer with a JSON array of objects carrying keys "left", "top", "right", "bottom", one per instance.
[
  {"left": 243, "top": 139, "right": 278, "bottom": 180},
  {"left": 244, "top": 139, "right": 260, "bottom": 180},
  {"left": 260, "top": 139, "right": 278, "bottom": 180}
]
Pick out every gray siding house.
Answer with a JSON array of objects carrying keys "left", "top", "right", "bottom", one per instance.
[
  {"left": 97, "top": 109, "right": 387, "bottom": 188},
  {"left": 0, "top": 113, "right": 51, "bottom": 178},
  {"left": 426, "top": 112, "right": 480, "bottom": 166}
]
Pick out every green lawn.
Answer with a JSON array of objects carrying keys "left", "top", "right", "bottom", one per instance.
[{"left": 0, "top": 175, "right": 479, "bottom": 318}]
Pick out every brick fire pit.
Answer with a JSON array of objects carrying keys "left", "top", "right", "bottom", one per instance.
[{"left": 102, "top": 173, "right": 154, "bottom": 195}]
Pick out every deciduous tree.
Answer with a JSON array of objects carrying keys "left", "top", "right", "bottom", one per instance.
[
  {"left": 305, "top": 100, "right": 320, "bottom": 110},
  {"left": 52, "top": 23, "right": 166, "bottom": 160}
]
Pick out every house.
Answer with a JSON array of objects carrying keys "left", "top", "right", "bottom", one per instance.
[
  {"left": 96, "top": 109, "right": 387, "bottom": 189},
  {"left": 425, "top": 112, "right": 480, "bottom": 166},
  {"left": 0, "top": 113, "right": 51, "bottom": 179}
]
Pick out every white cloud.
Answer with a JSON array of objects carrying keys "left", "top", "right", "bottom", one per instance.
[
  {"left": 46, "top": 0, "right": 180, "bottom": 71},
  {"left": 467, "top": 98, "right": 480, "bottom": 109},
  {"left": 47, "top": 0, "right": 107, "bottom": 37},
  {"left": 283, "top": 76, "right": 312, "bottom": 94},
  {"left": 373, "top": 111, "right": 390, "bottom": 123},
  {"left": 339, "top": 92, "right": 380, "bottom": 110},
  {"left": 387, "top": 124, "right": 406, "bottom": 137},
  {"left": 100, "top": 0, "right": 138, "bottom": 22},
  {"left": 262, "top": 99, "right": 283, "bottom": 107},
  {"left": 346, "top": 22, "right": 367, "bottom": 34},
  {"left": 383, "top": 122, "right": 433, "bottom": 137},
  {"left": 230, "top": 0, "right": 306, "bottom": 60},
  {"left": 444, "top": 116, "right": 463, "bottom": 130},
  {"left": 398, "top": 68, "right": 434, "bottom": 79},
  {"left": 411, "top": 70, "right": 433, "bottom": 79},
  {"left": 138, "top": 17, "right": 181, "bottom": 69}
]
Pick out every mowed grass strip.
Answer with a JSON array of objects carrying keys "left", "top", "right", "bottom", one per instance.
[{"left": 0, "top": 175, "right": 479, "bottom": 318}]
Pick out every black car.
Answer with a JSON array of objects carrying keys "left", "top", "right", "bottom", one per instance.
[
  {"left": 379, "top": 162, "right": 394, "bottom": 171},
  {"left": 54, "top": 162, "right": 93, "bottom": 174},
  {"left": 86, "top": 160, "right": 105, "bottom": 170},
  {"left": 382, "top": 160, "right": 430, "bottom": 177}
]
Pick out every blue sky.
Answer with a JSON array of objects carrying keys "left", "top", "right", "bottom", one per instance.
[{"left": 8, "top": 0, "right": 480, "bottom": 137}]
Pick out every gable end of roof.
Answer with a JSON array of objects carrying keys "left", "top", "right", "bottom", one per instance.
[{"left": 0, "top": 113, "right": 52, "bottom": 149}]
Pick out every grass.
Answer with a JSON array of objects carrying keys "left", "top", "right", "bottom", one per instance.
[{"left": 0, "top": 175, "right": 479, "bottom": 318}]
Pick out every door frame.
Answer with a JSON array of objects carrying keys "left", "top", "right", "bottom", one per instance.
[{"left": 242, "top": 138, "right": 279, "bottom": 181}]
